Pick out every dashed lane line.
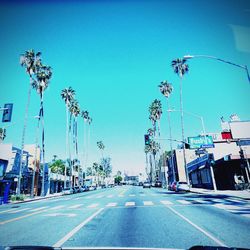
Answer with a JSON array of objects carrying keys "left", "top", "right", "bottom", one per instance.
[
  {"left": 160, "top": 200, "right": 173, "bottom": 205},
  {"left": 68, "top": 204, "right": 83, "bottom": 209},
  {"left": 177, "top": 200, "right": 191, "bottom": 205},
  {"left": 7, "top": 208, "right": 31, "bottom": 214},
  {"left": 30, "top": 206, "right": 48, "bottom": 212},
  {"left": 53, "top": 208, "right": 104, "bottom": 248},
  {"left": 166, "top": 205, "right": 228, "bottom": 247}
]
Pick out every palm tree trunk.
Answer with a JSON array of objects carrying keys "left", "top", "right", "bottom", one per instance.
[
  {"left": 40, "top": 93, "right": 46, "bottom": 196},
  {"left": 69, "top": 114, "right": 72, "bottom": 187},
  {"left": 179, "top": 76, "right": 189, "bottom": 185},
  {"left": 17, "top": 77, "right": 33, "bottom": 195},
  {"left": 31, "top": 117, "right": 40, "bottom": 198},
  {"left": 64, "top": 103, "right": 68, "bottom": 188},
  {"left": 166, "top": 99, "right": 175, "bottom": 182},
  {"left": 85, "top": 123, "right": 90, "bottom": 169}
]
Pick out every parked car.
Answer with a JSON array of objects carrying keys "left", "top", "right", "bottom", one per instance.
[
  {"left": 62, "top": 187, "right": 73, "bottom": 195},
  {"left": 176, "top": 182, "right": 190, "bottom": 192},
  {"left": 143, "top": 181, "right": 151, "bottom": 188},
  {"left": 170, "top": 181, "right": 177, "bottom": 191},
  {"left": 155, "top": 181, "right": 162, "bottom": 188}
]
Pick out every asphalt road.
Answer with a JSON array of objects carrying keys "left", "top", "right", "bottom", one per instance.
[{"left": 0, "top": 186, "right": 249, "bottom": 249}]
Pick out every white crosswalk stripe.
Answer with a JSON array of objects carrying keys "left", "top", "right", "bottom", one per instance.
[
  {"left": 129, "top": 194, "right": 136, "bottom": 197},
  {"left": 106, "top": 202, "right": 117, "bottom": 207},
  {"left": 160, "top": 200, "right": 173, "bottom": 205},
  {"left": 125, "top": 202, "right": 135, "bottom": 206},
  {"left": 107, "top": 195, "right": 113, "bottom": 198},
  {"left": 87, "top": 203, "right": 99, "bottom": 208},
  {"left": 196, "top": 199, "right": 211, "bottom": 204},
  {"left": 177, "top": 200, "right": 191, "bottom": 205},
  {"left": 143, "top": 201, "right": 154, "bottom": 206},
  {"left": 96, "top": 195, "right": 104, "bottom": 198},
  {"left": 50, "top": 205, "right": 65, "bottom": 210},
  {"left": 69, "top": 204, "right": 83, "bottom": 209}
]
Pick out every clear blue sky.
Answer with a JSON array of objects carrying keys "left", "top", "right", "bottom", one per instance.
[{"left": 0, "top": 0, "right": 250, "bottom": 175}]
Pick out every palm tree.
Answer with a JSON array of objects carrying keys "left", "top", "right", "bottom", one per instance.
[
  {"left": 32, "top": 63, "right": 52, "bottom": 196},
  {"left": 61, "top": 87, "right": 75, "bottom": 188},
  {"left": 69, "top": 99, "right": 80, "bottom": 187},
  {"left": 149, "top": 99, "right": 162, "bottom": 181},
  {"left": 171, "top": 58, "right": 189, "bottom": 184},
  {"left": 159, "top": 80, "right": 175, "bottom": 182},
  {"left": 97, "top": 141, "right": 105, "bottom": 158},
  {"left": 18, "top": 49, "right": 42, "bottom": 195}
]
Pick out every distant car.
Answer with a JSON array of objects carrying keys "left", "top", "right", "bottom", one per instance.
[
  {"left": 143, "top": 182, "right": 151, "bottom": 188},
  {"left": 170, "top": 181, "right": 177, "bottom": 191},
  {"left": 155, "top": 181, "right": 162, "bottom": 188},
  {"left": 62, "top": 187, "right": 73, "bottom": 195},
  {"left": 138, "top": 182, "right": 143, "bottom": 186},
  {"left": 176, "top": 182, "right": 190, "bottom": 192},
  {"left": 72, "top": 187, "right": 79, "bottom": 193}
]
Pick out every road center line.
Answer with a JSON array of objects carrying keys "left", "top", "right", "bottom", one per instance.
[
  {"left": 0, "top": 209, "right": 47, "bottom": 225},
  {"left": 166, "top": 205, "right": 227, "bottom": 247},
  {"left": 53, "top": 208, "right": 104, "bottom": 247}
]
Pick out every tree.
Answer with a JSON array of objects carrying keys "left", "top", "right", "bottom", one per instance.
[
  {"left": 159, "top": 80, "right": 175, "bottom": 182},
  {"left": 61, "top": 87, "right": 76, "bottom": 188},
  {"left": 49, "top": 159, "right": 65, "bottom": 175},
  {"left": 171, "top": 58, "right": 189, "bottom": 184},
  {"left": 86, "top": 167, "right": 93, "bottom": 177},
  {"left": 114, "top": 176, "right": 122, "bottom": 184},
  {"left": 18, "top": 49, "right": 42, "bottom": 195},
  {"left": 97, "top": 141, "right": 105, "bottom": 158},
  {"left": 32, "top": 63, "right": 53, "bottom": 196},
  {"left": 101, "top": 157, "right": 112, "bottom": 178}
]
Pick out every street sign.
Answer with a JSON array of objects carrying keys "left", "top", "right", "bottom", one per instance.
[
  {"left": 2, "top": 103, "right": 13, "bottom": 122},
  {"left": 188, "top": 135, "right": 214, "bottom": 149},
  {"left": 236, "top": 140, "right": 250, "bottom": 146},
  {"left": 195, "top": 149, "right": 207, "bottom": 156}
]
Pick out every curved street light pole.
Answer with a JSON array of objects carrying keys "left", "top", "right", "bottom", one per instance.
[{"left": 183, "top": 54, "right": 250, "bottom": 84}]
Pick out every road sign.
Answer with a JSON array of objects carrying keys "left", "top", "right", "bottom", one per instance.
[
  {"left": 236, "top": 140, "right": 250, "bottom": 146},
  {"left": 195, "top": 149, "right": 207, "bottom": 156},
  {"left": 2, "top": 103, "right": 13, "bottom": 122},
  {"left": 188, "top": 135, "right": 214, "bottom": 149}
]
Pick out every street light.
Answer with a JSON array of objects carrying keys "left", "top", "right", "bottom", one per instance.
[
  {"left": 183, "top": 54, "right": 250, "bottom": 84},
  {"left": 167, "top": 109, "right": 206, "bottom": 136}
]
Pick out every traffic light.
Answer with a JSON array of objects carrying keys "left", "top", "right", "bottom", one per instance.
[
  {"left": 239, "top": 149, "right": 244, "bottom": 159},
  {"left": 184, "top": 143, "right": 190, "bottom": 149},
  {"left": 144, "top": 134, "right": 150, "bottom": 145},
  {"left": 2, "top": 103, "right": 13, "bottom": 122}
]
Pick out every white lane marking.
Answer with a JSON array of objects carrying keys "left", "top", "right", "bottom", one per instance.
[
  {"left": 43, "top": 213, "right": 77, "bottom": 217},
  {"left": 50, "top": 205, "right": 65, "bottom": 210},
  {"left": 107, "top": 195, "right": 113, "bottom": 198},
  {"left": 160, "top": 200, "right": 173, "bottom": 205},
  {"left": 118, "top": 195, "right": 124, "bottom": 197},
  {"left": 166, "top": 205, "right": 227, "bottom": 247},
  {"left": 62, "top": 198, "right": 71, "bottom": 201},
  {"left": 0, "top": 209, "right": 17, "bottom": 214},
  {"left": 143, "top": 201, "right": 154, "bottom": 206},
  {"left": 211, "top": 199, "right": 223, "bottom": 203},
  {"left": 242, "top": 214, "right": 250, "bottom": 218},
  {"left": 73, "top": 197, "right": 80, "bottom": 200},
  {"left": 125, "top": 202, "right": 135, "bottom": 206},
  {"left": 225, "top": 198, "right": 244, "bottom": 204},
  {"left": 213, "top": 204, "right": 243, "bottom": 210},
  {"left": 53, "top": 208, "right": 104, "bottom": 247},
  {"left": 106, "top": 203, "right": 117, "bottom": 207},
  {"left": 8, "top": 208, "right": 30, "bottom": 214},
  {"left": 87, "top": 203, "right": 99, "bottom": 208},
  {"left": 129, "top": 194, "right": 136, "bottom": 197},
  {"left": 119, "top": 189, "right": 127, "bottom": 195},
  {"left": 69, "top": 204, "right": 83, "bottom": 209},
  {"left": 30, "top": 206, "right": 48, "bottom": 212},
  {"left": 177, "top": 200, "right": 191, "bottom": 205},
  {"left": 196, "top": 199, "right": 211, "bottom": 204},
  {"left": 140, "top": 194, "right": 146, "bottom": 196}
]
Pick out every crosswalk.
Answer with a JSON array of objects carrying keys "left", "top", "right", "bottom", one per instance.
[{"left": 1, "top": 195, "right": 250, "bottom": 221}]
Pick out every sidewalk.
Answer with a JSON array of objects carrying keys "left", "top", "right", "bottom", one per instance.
[
  {"left": 190, "top": 187, "right": 250, "bottom": 200},
  {"left": 3, "top": 192, "right": 63, "bottom": 205}
]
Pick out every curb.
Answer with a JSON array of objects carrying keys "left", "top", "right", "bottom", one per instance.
[
  {"left": 5, "top": 193, "right": 63, "bottom": 205},
  {"left": 189, "top": 189, "right": 250, "bottom": 201}
]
